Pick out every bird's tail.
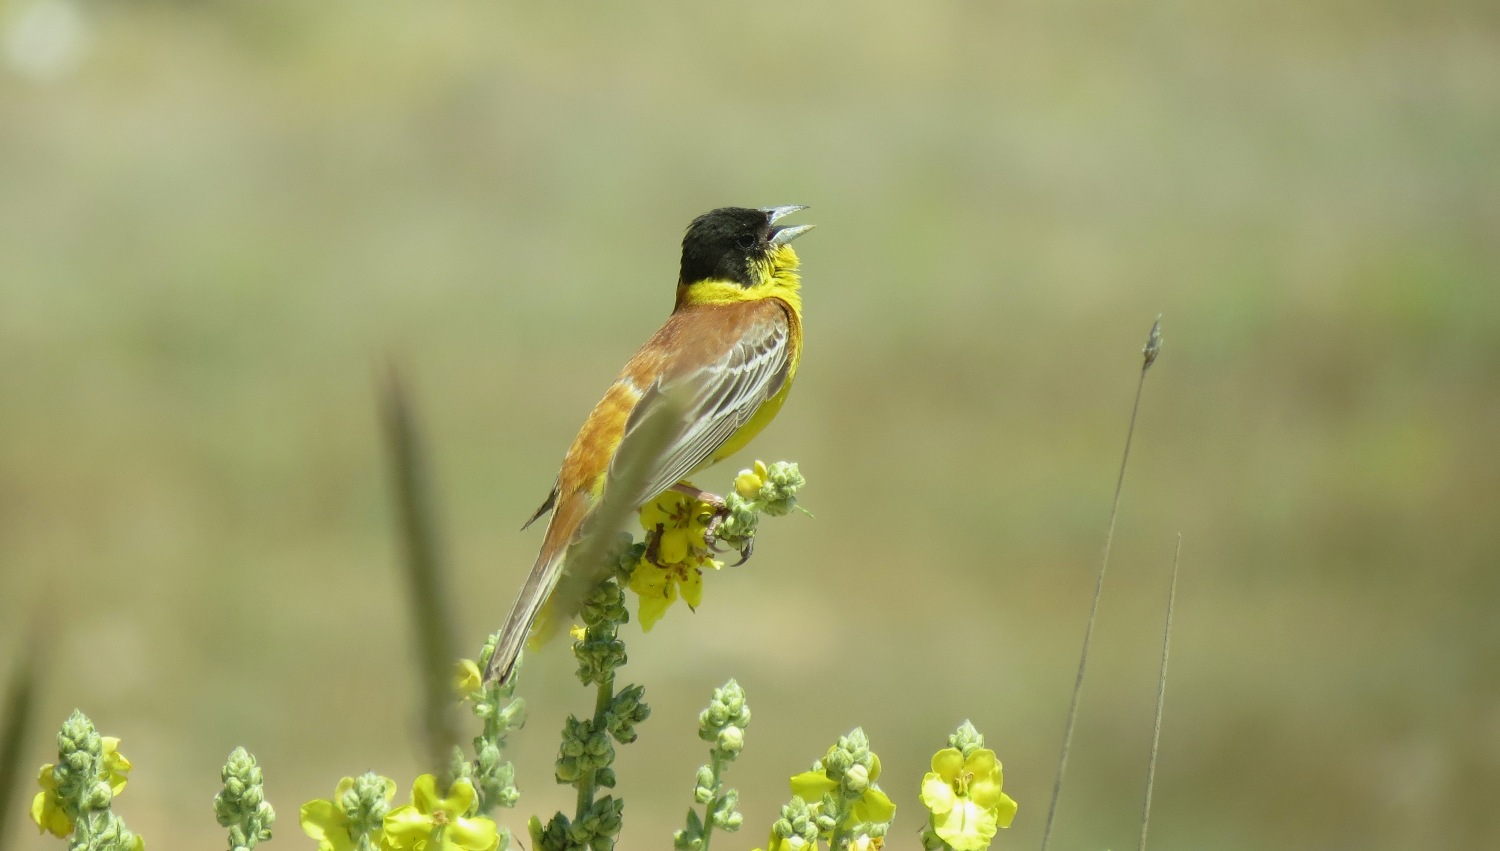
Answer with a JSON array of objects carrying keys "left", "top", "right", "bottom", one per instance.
[{"left": 484, "top": 493, "right": 588, "bottom": 685}]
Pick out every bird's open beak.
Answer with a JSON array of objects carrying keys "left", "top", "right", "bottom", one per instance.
[{"left": 762, "top": 205, "right": 814, "bottom": 246}]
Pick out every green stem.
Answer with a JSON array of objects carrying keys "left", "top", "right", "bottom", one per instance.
[
  {"left": 827, "top": 795, "right": 855, "bottom": 851},
  {"left": 697, "top": 752, "right": 728, "bottom": 851},
  {"left": 575, "top": 670, "right": 616, "bottom": 820}
]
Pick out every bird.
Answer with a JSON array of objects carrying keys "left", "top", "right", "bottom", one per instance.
[{"left": 483, "top": 205, "right": 813, "bottom": 685}]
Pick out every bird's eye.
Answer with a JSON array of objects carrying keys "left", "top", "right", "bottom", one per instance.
[{"left": 735, "top": 234, "right": 757, "bottom": 250}]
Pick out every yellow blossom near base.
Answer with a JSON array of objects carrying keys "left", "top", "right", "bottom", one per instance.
[
  {"left": 384, "top": 774, "right": 498, "bottom": 851},
  {"left": 31, "top": 736, "right": 133, "bottom": 838},
  {"left": 789, "top": 753, "right": 896, "bottom": 825},
  {"left": 919, "top": 748, "right": 1017, "bottom": 851},
  {"left": 301, "top": 775, "right": 396, "bottom": 851}
]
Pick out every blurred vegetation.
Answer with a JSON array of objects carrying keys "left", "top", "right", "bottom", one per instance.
[{"left": 1, "top": 1, "right": 1497, "bottom": 849}]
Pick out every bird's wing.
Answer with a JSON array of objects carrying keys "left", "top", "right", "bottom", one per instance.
[{"left": 616, "top": 304, "right": 791, "bottom": 506}]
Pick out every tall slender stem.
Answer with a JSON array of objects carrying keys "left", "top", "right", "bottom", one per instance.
[
  {"left": 1040, "top": 317, "right": 1161, "bottom": 851},
  {"left": 1137, "top": 534, "right": 1182, "bottom": 851}
]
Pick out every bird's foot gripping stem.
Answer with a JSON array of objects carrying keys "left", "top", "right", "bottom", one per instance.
[{"left": 667, "top": 483, "right": 752, "bottom": 566}]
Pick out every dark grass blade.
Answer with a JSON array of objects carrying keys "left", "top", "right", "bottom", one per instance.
[
  {"left": 0, "top": 628, "right": 42, "bottom": 845},
  {"left": 1138, "top": 534, "right": 1182, "bottom": 851},
  {"left": 381, "top": 362, "right": 461, "bottom": 779},
  {"left": 1040, "top": 317, "right": 1163, "bottom": 851}
]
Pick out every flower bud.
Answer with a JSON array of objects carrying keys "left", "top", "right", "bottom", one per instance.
[
  {"left": 717, "top": 725, "right": 744, "bottom": 754},
  {"left": 844, "top": 763, "right": 869, "bottom": 794}
]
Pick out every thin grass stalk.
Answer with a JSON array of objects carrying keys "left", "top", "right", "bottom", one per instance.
[
  {"left": 0, "top": 635, "right": 40, "bottom": 845},
  {"left": 381, "top": 362, "right": 461, "bottom": 781},
  {"left": 1040, "top": 317, "right": 1162, "bottom": 851},
  {"left": 1137, "top": 534, "right": 1182, "bottom": 851}
]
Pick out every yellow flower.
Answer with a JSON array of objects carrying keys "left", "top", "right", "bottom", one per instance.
[
  {"left": 638, "top": 491, "right": 714, "bottom": 564},
  {"left": 919, "top": 748, "right": 1016, "bottom": 851},
  {"left": 100, "top": 738, "right": 132, "bottom": 794},
  {"left": 31, "top": 736, "right": 133, "bottom": 838},
  {"left": 735, "top": 461, "right": 770, "bottom": 499},
  {"left": 31, "top": 764, "right": 70, "bottom": 838},
  {"left": 788, "top": 753, "right": 896, "bottom": 825},
  {"left": 384, "top": 774, "right": 498, "bottom": 851},
  {"left": 569, "top": 624, "right": 588, "bottom": 642},
  {"left": 628, "top": 557, "right": 718, "bottom": 631},
  {"left": 453, "top": 659, "right": 483, "bottom": 700},
  {"left": 301, "top": 776, "right": 396, "bottom": 851}
]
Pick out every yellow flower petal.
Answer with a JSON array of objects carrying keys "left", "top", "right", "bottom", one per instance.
[
  {"left": 31, "top": 764, "right": 72, "bottom": 838},
  {"left": 854, "top": 786, "right": 896, "bottom": 823},
  {"left": 630, "top": 563, "right": 677, "bottom": 632},
  {"left": 679, "top": 568, "right": 704, "bottom": 609},
  {"left": 453, "top": 659, "right": 483, "bottom": 699},
  {"left": 439, "top": 778, "right": 478, "bottom": 818},
  {"left": 658, "top": 528, "right": 690, "bottom": 564},
  {"left": 101, "top": 738, "right": 131, "bottom": 795},
  {"left": 410, "top": 774, "right": 441, "bottom": 814},
  {"left": 920, "top": 772, "right": 956, "bottom": 814},
  {"left": 445, "top": 815, "right": 500, "bottom": 851},
  {"left": 930, "top": 748, "right": 964, "bottom": 781},
  {"left": 734, "top": 470, "right": 763, "bottom": 499},
  {"left": 382, "top": 804, "right": 432, "bottom": 850},
  {"left": 299, "top": 799, "right": 356, "bottom": 851},
  {"left": 789, "top": 770, "right": 837, "bottom": 802},
  {"left": 994, "top": 792, "right": 1018, "bottom": 829},
  {"left": 931, "top": 798, "right": 998, "bottom": 851}
]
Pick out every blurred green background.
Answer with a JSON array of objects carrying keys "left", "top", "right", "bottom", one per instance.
[{"left": 2, "top": 0, "right": 1497, "bottom": 848}]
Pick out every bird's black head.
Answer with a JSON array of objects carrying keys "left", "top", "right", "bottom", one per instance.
[{"left": 679, "top": 206, "right": 812, "bottom": 287}]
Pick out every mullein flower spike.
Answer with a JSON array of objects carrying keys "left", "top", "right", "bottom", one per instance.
[
  {"left": 300, "top": 773, "right": 396, "bottom": 851},
  {"left": 771, "top": 728, "right": 894, "bottom": 851},
  {"left": 30, "top": 711, "right": 143, "bottom": 851},
  {"left": 215, "top": 747, "right": 276, "bottom": 851},
  {"left": 918, "top": 722, "right": 1017, "bottom": 851},
  {"left": 675, "top": 681, "right": 751, "bottom": 850},
  {"left": 460, "top": 631, "right": 525, "bottom": 817}
]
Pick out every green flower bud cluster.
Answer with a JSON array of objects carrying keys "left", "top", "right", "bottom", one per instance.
[
  {"left": 674, "top": 680, "right": 751, "bottom": 851},
  {"left": 605, "top": 684, "right": 651, "bottom": 745},
  {"left": 214, "top": 747, "right": 276, "bottom": 851},
  {"left": 575, "top": 581, "right": 630, "bottom": 686},
  {"left": 771, "top": 797, "right": 822, "bottom": 851},
  {"left": 54, "top": 712, "right": 104, "bottom": 820},
  {"left": 343, "top": 772, "right": 393, "bottom": 847},
  {"left": 555, "top": 715, "right": 614, "bottom": 784},
  {"left": 529, "top": 795, "right": 625, "bottom": 851},
  {"left": 714, "top": 461, "right": 805, "bottom": 553},
  {"left": 756, "top": 461, "right": 805, "bottom": 516},
  {"left": 822, "top": 728, "right": 875, "bottom": 800},
  {"left": 783, "top": 727, "right": 896, "bottom": 851},
  {"left": 948, "top": 719, "right": 984, "bottom": 758},
  {"left": 462, "top": 632, "right": 526, "bottom": 815},
  {"left": 43, "top": 711, "right": 143, "bottom": 851},
  {"left": 713, "top": 494, "right": 760, "bottom": 548}
]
